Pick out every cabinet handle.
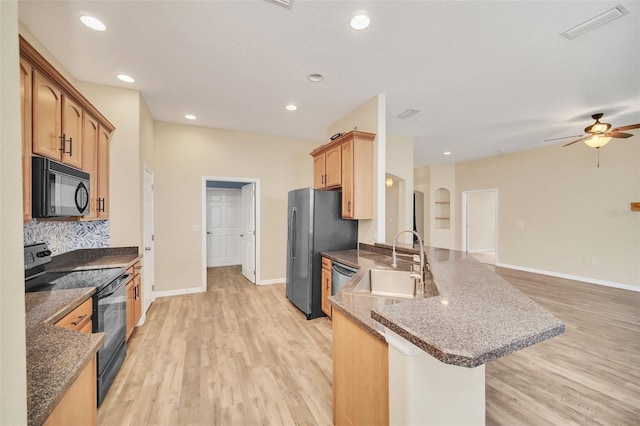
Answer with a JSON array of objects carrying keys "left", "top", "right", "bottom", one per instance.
[
  {"left": 97, "top": 198, "right": 106, "bottom": 213},
  {"left": 321, "top": 174, "right": 325, "bottom": 184},
  {"left": 68, "top": 137, "right": 73, "bottom": 157},
  {"left": 70, "top": 314, "right": 88, "bottom": 326},
  {"left": 348, "top": 201, "right": 351, "bottom": 213},
  {"left": 59, "top": 134, "right": 72, "bottom": 155}
]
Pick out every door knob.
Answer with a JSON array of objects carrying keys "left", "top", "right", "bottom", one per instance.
[
  {"left": 207, "top": 231, "right": 212, "bottom": 234},
  {"left": 145, "top": 246, "right": 151, "bottom": 251}
]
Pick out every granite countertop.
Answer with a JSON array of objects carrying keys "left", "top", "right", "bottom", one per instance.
[
  {"left": 48, "top": 246, "right": 142, "bottom": 272},
  {"left": 26, "top": 288, "right": 104, "bottom": 426},
  {"left": 325, "top": 244, "right": 565, "bottom": 368}
]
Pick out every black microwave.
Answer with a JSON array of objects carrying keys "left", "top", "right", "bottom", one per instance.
[{"left": 32, "top": 156, "right": 91, "bottom": 218}]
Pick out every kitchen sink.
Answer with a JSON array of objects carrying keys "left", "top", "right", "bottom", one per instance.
[{"left": 369, "top": 268, "right": 417, "bottom": 299}]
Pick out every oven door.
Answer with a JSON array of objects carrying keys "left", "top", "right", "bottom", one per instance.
[{"left": 95, "top": 274, "right": 129, "bottom": 377}]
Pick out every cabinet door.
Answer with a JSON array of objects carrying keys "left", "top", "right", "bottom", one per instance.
[
  {"left": 341, "top": 140, "right": 354, "bottom": 219},
  {"left": 44, "top": 357, "right": 97, "bottom": 426},
  {"left": 33, "top": 70, "right": 62, "bottom": 161},
  {"left": 20, "top": 58, "right": 33, "bottom": 223},
  {"left": 82, "top": 114, "right": 99, "bottom": 220},
  {"left": 61, "top": 96, "right": 84, "bottom": 169},
  {"left": 133, "top": 272, "right": 142, "bottom": 325},
  {"left": 325, "top": 145, "right": 342, "bottom": 188},
  {"left": 97, "top": 126, "right": 110, "bottom": 219},
  {"left": 313, "top": 154, "right": 326, "bottom": 189},
  {"left": 321, "top": 260, "right": 332, "bottom": 318},
  {"left": 126, "top": 280, "right": 134, "bottom": 341}
]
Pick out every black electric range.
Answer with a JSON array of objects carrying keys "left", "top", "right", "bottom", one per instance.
[{"left": 24, "top": 243, "right": 131, "bottom": 406}]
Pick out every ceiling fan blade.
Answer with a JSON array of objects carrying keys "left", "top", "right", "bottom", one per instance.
[
  {"left": 562, "top": 136, "right": 590, "bottom": 147},
  {"left": 606, "top": 131, "right": 633, "bottom": 139},
  {"left": 544, "top": 134, "right": 583, "bottom": 142},
  {"left": 610, "top": 123, "right": 640, "bottom": 132}
]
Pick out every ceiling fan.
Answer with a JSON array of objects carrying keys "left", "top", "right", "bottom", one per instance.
[{"left": 547, "top": 113, "right": 640, "bottom": 149}]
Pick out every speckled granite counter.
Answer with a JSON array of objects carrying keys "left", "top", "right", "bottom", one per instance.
[
  {"left": 26, "top": 288, "right": 104, "bottom": 426},
  {"left": 325, "top": 245, "right": 565, "bottom": 368},
  {"left": 48, "top": 246, "right": 141, "bottom": 271}
]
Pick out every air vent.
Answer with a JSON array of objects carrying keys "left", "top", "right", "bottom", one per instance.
[
  {"left": 265, "top": 0, "right": 294, "bottom": 9},
  {"left": 397, "top": 109, "right": 420, "bottom": 119},
  {"left": 561, "top": 4, "right": 630, "bottom": 40}
]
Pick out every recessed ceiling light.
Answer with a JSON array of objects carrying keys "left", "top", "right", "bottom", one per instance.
[
  {"left": 116, "top": 74, "right": 135, "bottom": 83},
  {"left": 308, "top": 73, "right": 324, "bottom": 82},
  {"left": 80, "top": 15, "right": 106, "bottom": 31},
  {"left": 185, "top": 114, "right": 197, "bottom": 120},
  {"left": 350, "top": 14, "right": 370, "bottom": 31},
  {"left": 443, "top": 152, "right": 451, "bottom": 155},
  {"left": 286, "top": 104, "right": 298, "bottom": 111}
]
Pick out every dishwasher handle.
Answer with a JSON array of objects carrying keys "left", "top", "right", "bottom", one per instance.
[{"left": 332, "top": 262, "right": 357, "bottom": 277}]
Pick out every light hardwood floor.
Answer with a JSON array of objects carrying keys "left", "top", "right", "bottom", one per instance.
[{"left": 98, "top": 265, "right": 640, "bottom": 425}]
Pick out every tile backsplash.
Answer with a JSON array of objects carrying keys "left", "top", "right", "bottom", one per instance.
[{"left": 24, "top": 220, "right": 110, "bottom": 256}]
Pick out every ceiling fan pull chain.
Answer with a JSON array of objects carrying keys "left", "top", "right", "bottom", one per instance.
[{"left": 597, "top": 148, "right": 600, "bottom": 168}]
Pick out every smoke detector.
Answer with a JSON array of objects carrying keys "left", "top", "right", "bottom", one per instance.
[{"left": 265, "top": 0, "right": 294, "bottom": 9}]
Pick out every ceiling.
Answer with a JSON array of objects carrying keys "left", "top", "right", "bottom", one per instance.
[{"left": 18, "top": 1, "right": 640, "bottom": 166}]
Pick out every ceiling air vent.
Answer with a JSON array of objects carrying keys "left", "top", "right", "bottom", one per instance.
[
  {"left": 265, "top": 0, "right": 294, "bottom": 9},
  {"left": 560, "top": 4, "right": 630, "bottom": 40},
  {"left": 397, "top": 109, "right": 420, "bottom": 119}
]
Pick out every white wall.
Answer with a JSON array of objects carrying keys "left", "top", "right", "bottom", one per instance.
[
  {"left": 386, "top": 133, "right": 414, "bottom": 244},
  {"left": 328, "top": 95, "right": 386, "bottom": 243},
  {"left": 1, "top": 2, "right": 28, "bottom": 423},
  {"left": 456, "top": 138, "right": 639, "bottom": 288},
  {"left": 467, "top": 191, "right": 496, "bottom": 251},
  {"left": 414, "top": 166, "right": 430, "bottom": 243},
  {"left": 385, "top": 179, "right": 401, "bottom": 242},
  {"left": 153, "top": 121, "right": 317, "bottom": 292}
]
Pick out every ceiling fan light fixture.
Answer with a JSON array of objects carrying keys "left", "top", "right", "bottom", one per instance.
[{"left": 584, "top": 135, "right": 611, "bottom": 148}]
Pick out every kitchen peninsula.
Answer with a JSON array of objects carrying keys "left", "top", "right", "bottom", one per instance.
[{"left": 325, "top": 243, "right": 565, "bottom": 425}]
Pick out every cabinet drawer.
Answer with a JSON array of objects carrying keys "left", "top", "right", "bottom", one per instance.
[
  {"left": 322, "top": 257, "right": 332, "bottom": 269},
  {"left": 56, "top": 298, "right": 92, "bottom": 332}
]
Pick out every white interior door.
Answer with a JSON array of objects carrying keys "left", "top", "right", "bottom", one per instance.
[
  {"left": 143, "top": 167, "right": 155, "bottom": 314},
  {"left": 241, "top": 183, "right": 256, "bottom": 283},
  {"left": 207, "top": 189, "right": 242, "bottom": 267}
]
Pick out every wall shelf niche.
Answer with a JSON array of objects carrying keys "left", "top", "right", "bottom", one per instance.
[{"left": 434, "top": 188, "right": 450, "bottom": 229}]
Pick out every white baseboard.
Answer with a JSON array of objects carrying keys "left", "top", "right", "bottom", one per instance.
[
  {"left": 496, "top": 262, "right": 640, "bottom": 293},
  {"left": 469, "top": 248, "right": 495, "bottom": 253},
  {"left": 155, "top": 287, "right": 205, "bottom": 298},
  {"left": 258, "top": 277, "right": 285, "bottom": 285}
]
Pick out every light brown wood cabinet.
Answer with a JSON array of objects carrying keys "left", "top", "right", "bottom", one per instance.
[
  {"left": 48, "top": 298, "right": 96, "bottom": 425},
  {"left": 20, "top": 58, "right": 33, "bottom": 223},
  {"left": 44, "top": 356, "right": 97, "bottom": 426},
  {"left": 333, "top": 309, "right": 388, "bottom": 426},
  {"left": 321, "top": 257, "right": 332, "bottom": 318},
  {"left": 313, "top": 145, "right": 342, "bottom": 189},
  {"left": 310, "top": 131, "right": 375, "bottom": 219},
  {"left": 20, "top": 36, "right": 114, "bottom": 222},
  {"left": 55, "top": 297, "right": 92, "bottom": 333},
  {"left": 126, "top": 261, "right": 143, "bottom": 341}
]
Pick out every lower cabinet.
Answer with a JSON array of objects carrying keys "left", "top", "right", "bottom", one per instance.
[
  {"left": 333, "top": 309, "right": 389, "bottom": 426},
  {"left": 44, "top": 356, "right": 97, "bottom": 426},
  {"left": 48, "top": 297, "right": 96, "bottom": 426},
  {"left": 321, "top": 257, "right": 332, "bottom": 318},
  {"left": 126, "top": 261, "right": 143, "bottom": 341}
]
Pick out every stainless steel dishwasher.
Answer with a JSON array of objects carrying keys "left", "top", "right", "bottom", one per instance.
[{"left": 331, "top": 261, "right": 358, "bottom": 295}]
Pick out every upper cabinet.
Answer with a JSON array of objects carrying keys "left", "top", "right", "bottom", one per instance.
[
  {"left": 310, "top": 131, "right": 375, "bottom": 220},
  {"left": 20, "top": 36, "right": 114, "bottom": 221}
]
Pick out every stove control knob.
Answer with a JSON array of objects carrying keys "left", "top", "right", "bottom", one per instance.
[{"left": 36, "top": 250, "right": 52, "bottom": 258}]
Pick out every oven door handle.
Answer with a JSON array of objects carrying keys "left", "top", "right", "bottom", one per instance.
[{"left": 99, "top": 274, "right": 131, "bottom": 298}]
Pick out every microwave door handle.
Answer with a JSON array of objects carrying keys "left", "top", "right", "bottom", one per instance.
[{"left": 75, "top": 182, "right": 89, "bottom": 213}]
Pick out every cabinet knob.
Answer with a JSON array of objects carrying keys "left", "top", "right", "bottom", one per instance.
[{"left": 145, "top": 246, "right": 151, "bottom": 251}]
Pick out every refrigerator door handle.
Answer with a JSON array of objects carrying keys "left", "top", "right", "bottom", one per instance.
[{"left": 291, "top": 207, "right": 297, "bottom": 261}]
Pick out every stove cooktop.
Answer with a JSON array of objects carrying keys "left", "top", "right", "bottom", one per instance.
[{"left": 25, "top": 267, "right": 126, "bottom": 293}]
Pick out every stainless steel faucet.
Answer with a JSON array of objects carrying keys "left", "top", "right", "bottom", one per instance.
[{"left": 391, "top": 230, "right": 428, "bottom": 294}]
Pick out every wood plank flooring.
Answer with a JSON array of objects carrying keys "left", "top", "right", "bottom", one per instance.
[{"left": 98, "top": 265, "right": 640, "bottom": 425}]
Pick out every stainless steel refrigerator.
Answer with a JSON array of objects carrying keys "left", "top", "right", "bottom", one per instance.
[{"left": 286, "top": 188, "right": 358, "bottom": 319}]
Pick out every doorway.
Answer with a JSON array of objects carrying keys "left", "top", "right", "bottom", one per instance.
[
  {"left": 461, "top": 189, "right": 498, "bottom": 265},
  {"left": 201, "top": 177, "right": 259, "bottom": 290},
  {"left": 142, "top": 165, "right": 155, "bottom": 319}
]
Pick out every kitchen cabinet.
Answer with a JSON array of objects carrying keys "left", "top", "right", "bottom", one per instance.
[
  {"left": 321, "top": 257, "right": 332, "bottom": 318},
  {"left": 43, "top": 356, "right": 97, "bottom": 426},
  {"left": 82, "top": 115, "right": 110, "bottom": 220},
  {"left": 309, "top": 131, "right": 374, "bottom": 219},
  {"left": 20, "top": 57, "right": 33, "bottom": 223},
  {"left": 20, "top": 36, "right": 115, "bottom": 222},
  {"left": 340, "top": 132, "right": 374, "bottom": 219},
  {"left": 333, "top": 309, "right": 388, "bottom": 426},
  {"left": 55, "top": 297, "right": 92, "bottom": 333},
  {"left": 126, "top": 261, "right": 143, "bottom": 341},
  {"left": 313, "top": 144, "right": 341, "bottom": 189}
]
